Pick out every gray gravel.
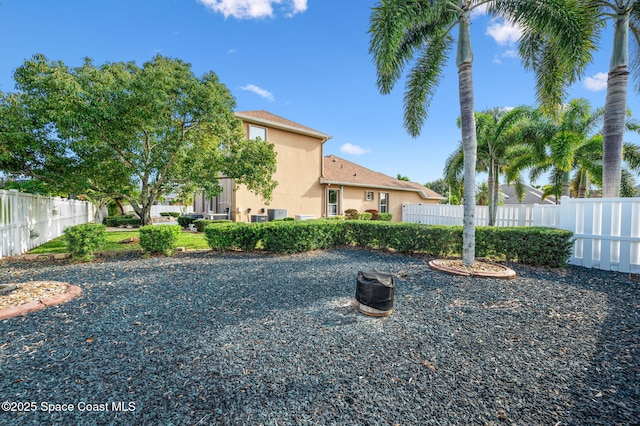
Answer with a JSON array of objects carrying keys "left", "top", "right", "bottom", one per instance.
[{"left": 1, "top": 248, "right": 638, "bottom": 425}]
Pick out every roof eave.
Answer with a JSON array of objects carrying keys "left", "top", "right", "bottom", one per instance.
[{"left": 235, "top": 112, "right": 332, "bottom": 141}]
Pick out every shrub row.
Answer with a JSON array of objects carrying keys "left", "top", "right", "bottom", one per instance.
[
  {"left": 344, "top": 208, "right": 392, "bottom": 222},
  {"left": 203, "top": 220, "right": 573, "bottom": 267},
  {"left": 104, "top": 214, "right": 141, "bottom": 227},
  {"left": 159, "top": 212, "right": 181, "bottom": 218}
]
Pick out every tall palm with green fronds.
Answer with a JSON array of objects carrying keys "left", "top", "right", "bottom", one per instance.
[
  {"left": 369, "top": 0, "right": 592, "bottom": 265},
  {"left": 444, "top": 106, "right": 533, "bottom": 226},
  {"left": 519, "top": 1, "right": 640, "bottom": 197}
]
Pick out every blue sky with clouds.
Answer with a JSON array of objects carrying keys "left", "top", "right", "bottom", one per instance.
[{"left": 1, "top": 0, "right": 638, "bottom": 185}]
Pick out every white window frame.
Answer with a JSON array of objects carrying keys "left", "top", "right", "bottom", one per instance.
[
  {"left": 365, "top": 191, "right": 374, "bottom": 201},
  {"left": 379, "top": 192, "right": 389, "bottom": 213},
  {"left": 327, "top": 189, "right": 339, "bottom": 216},
  {"left": 249, "top": 125, "right": 267, "bottom": 141}
]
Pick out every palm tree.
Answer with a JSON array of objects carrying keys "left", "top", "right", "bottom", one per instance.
[
  {"left": 445, "top": 106, "right": 533, "bottom": 226},
  {"left": 518, "top": 1, "right": 640, "bottom": 197},
  {"left": 369, "top": 0, "right": 591, "bottom": 265},
  {"left": 506, "top": 99, "right": 640, "bottom": 198}
]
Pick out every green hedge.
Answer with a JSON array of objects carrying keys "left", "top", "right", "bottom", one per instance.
[
  {"left": 204, "top": 222, "right": 261, "bottom": 251},
  {"left": 203, "top": 220, "right": 573, "bottom": 267},
  {"left": 193, "top": 219, "right": 232, "bottom": 232},
  {"left": 260, "top": 220, "right": 345, "bottom": 253},
  {"left": 104, "top": 214, "right": 141, "bottom": 228},
  {"left": 63, "top": 223, "right": 107, "bottom": 261},
  {"left": 160, "top": 212, "right": 181, "bottom": 218},
  {"left": 139, "top": 225, "right": 181, "bottom": 255}
]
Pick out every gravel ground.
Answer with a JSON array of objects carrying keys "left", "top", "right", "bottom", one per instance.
[{"left": 1, "top": 247, "right": 638, "bottom": 425}]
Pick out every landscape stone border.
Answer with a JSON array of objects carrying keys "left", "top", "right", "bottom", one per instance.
[
  {"left": 0, "top": 282, "right": 82, "bottom": 320},
  {"left": 429, "top": 259, "right": 517, "bottom": 279}
]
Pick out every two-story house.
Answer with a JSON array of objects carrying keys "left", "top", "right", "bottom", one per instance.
[{"left": 194, "top": 110, "right": 443, "bottom": 221}]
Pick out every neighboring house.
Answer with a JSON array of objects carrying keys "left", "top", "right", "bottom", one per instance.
[
  {"left": 500, "top": 184, "right": 557, "bottom": 205},
  {"left": 194, "top": 110, "right": 443, "bottom": 222}
]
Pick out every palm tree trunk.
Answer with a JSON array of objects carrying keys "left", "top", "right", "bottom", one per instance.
[
  {"left": 492, "top": 162, "right": 500, "bottom": 226},
  {"left": 487, "top": 160, "right": 495, "bottom": 226},
  {"left": 562, "top": 171, "right": 571, "bottom": 197},
  {"left": 578, "top": 170, "right": 588, "bottom": 198},
  {"left": 602, "top": 12, "right": 629, "bottom": 198},
  {"left": 457, "top": 8, "right": 476, "bottom": 266}
]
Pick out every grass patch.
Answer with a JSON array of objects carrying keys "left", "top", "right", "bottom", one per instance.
[{"left": 28, "top": 230, "right": 209, "bottom": 254}]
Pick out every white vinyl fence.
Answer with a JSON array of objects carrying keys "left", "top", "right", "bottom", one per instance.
[
  {"left": 0, "top": 190, "right": 94, "bottom": 259},
  {"left": 150, "top": 205, "right": 193, "bottom": 217},
  {"left": 403, "top": 197, "right": 640, "bottom": 274}
]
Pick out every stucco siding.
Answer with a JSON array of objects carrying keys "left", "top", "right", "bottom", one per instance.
[{"left": 233, "top": 125, "right": 325, "bottom": 222}]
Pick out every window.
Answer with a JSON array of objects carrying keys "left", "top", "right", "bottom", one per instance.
[
  {"left": 365, "top": 191, "right": 374, "bottom": 201},
  {"left": 379, "top": 192, "right": 389, "bottom": 213},
  {"left": 328, "top": 189, "right": 339, "bottom": 216},
  {"left": 249, "top": 125, "right": 267, "bottom": 141}
]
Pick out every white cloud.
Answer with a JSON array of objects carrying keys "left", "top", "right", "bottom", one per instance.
[
  {"left": 340, "top": 143, "right": 371, "bottom": 156},
  {"left": 583, "top": 72, "right": 608, "bottom": 91},
  {"left": 486, "top": 18, "right": 522, "bottom": 46},
  {"left": 471, "top": 3, "right": 489, "bottom": 19},
  {"left": 240, "top": 84, "right": 275, "bottom": 102},
  {"left": 492, "top": 48, "right": 518, "bottom": 64},
  {"left": 197, "top": 0, "right": 307, "bottom": 19}
]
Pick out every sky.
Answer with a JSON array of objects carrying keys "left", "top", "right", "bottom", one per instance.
[{"left": 1, "top": 0, "right": 638, "bottom": 186}]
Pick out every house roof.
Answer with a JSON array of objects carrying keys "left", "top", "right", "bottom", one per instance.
[
  {"left": 500, "top": 184, "right": 557, "bottom": 205},
  {"left": 321, "top": 155, "right": 444, "bottom": 200},
  {"left": 235, "top": 110, "right": 332, "bottom": 141}
]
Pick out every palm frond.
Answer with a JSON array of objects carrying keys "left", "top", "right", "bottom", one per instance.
[
  {"left": 403, "top": 30, "right": 453, "bottom": 137},
  {"left": 623, "top": 142, "right": 640, "bottom": 171},
  {"left": 443, "top": 141, "right": 465, "bottom": 185},
  {"left": 620, "top": 168, "right": 638, "bottom": 197},
  {"left": 495, "top": 0, "right": 601, "bottom": 111},
  {"left": 369, "top": 0, "right": 456, "bottom": 95}
]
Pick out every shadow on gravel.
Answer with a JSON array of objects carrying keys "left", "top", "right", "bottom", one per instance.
[{"left": 564, "top": 269, "right": 639, "bottom": 424}]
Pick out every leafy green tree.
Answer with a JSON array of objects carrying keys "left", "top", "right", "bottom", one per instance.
[
  {"left": 369, "top": 0, "right": 590, "bottom": 265},
  {"left": 396, "top": 173, "right": 410, "bottom": 181},
  {"left": 424, "top": 178, "right": 448, "bottom": 197},
  {"left": 425, "top": 178, "right": 462, "bottom": 204},
  {"left": 1, "top": 54, "right": 277, "bottom": 225}
]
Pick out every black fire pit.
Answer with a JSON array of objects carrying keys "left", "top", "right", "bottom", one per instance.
[{"left": 354, "top": 269, "right": 395, "bottom": 317}]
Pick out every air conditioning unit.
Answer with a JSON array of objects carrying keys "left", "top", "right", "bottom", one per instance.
[
  {"left": 251, "top": 215, "right": 268, "bottom": 223},
  {"left": 267, "top": 209, "right": 287, "bottom": 221}
]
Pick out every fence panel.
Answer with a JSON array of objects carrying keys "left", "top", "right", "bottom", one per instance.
[
  {"left": 560, "top": 198, "right": 640, "bottom": 274},
  {"left": 150, "top": 205, "right": 193, "bottom": 217},
  {"left": 402, "top": 203, "right": 533, "bottom": 227},
  {"left": 0, "top": 190, "right": 93, "bottom": 259},
  {"left": 402, "top": 197, "right": 640, "bottom": 273}
]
